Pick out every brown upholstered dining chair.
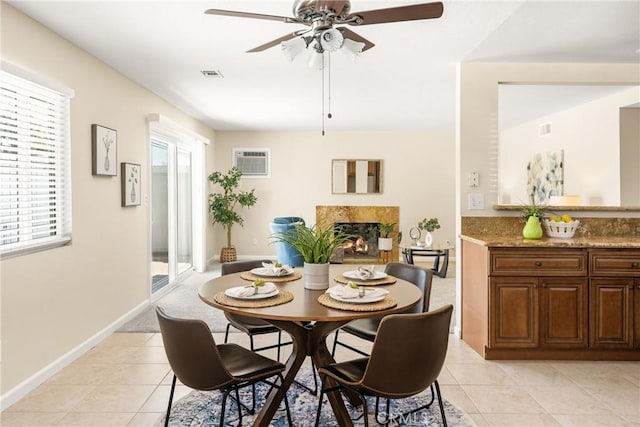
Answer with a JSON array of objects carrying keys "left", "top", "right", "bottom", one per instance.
[
  {"left": 316, "top": 304, "right": 453, "bottom": 427},
  {"left": 221, "top": 259, "right": 291, "bottom": 361},
  {"left": 332, "top": 262, "right": 434, "bottom": 357},
  {"left": 156, "top": 306, "right": 292, "bottom": 427}
]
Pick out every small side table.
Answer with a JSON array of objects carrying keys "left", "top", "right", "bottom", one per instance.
[
  {"left": 400, "top": 244, "right": 453, "bottom": 278},
  {"left": 378, "top": 249, "right": 391, "bottom": 264}
]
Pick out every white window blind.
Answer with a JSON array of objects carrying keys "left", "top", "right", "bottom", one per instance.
[{"left": 0, "top": 69, "right": 72, "bottom": 258}]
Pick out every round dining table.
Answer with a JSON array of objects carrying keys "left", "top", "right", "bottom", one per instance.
[{"left": 198, "top": 266, "right": 422, "bottom": 427}]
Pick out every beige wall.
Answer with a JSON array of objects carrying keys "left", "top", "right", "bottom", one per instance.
[
  {"left": 212, "top": 131, "right": 456, "bottom": 257},
  {"left": 620, "top": 108, "right": 640, "bottom": 206},
  {"left": 1, "top": 4, "right": 216, "bottom": 395},
  {"left": 458, "top": 62, "right": 640, "bottom": 218}
]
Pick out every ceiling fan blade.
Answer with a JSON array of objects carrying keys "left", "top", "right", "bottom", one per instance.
[
  {"left": 247, "top": 33, "right": 301, "bottom": 53},
  {"left": 347, "top": 2, "right": 444, "bottom": 26},
  {"left": 337, "top": 28, "right": 375, "bottom": 52},
  {"left": 205, "top": 8, "right": 304, "bottom": 24}
]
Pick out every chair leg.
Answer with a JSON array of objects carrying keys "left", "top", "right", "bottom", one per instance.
[
  {"left": 278, "top": 373, "right": 294, "bottom": 427},
  {"left": 224, "top": 323, "right": 231, "bottom": 344},
  {"left": 277, "top": 330, "right": 282, "bottom": 362},
  {"left": 331, "top": 329, "right": 340, "bottom": 356},
  {"left": 434, "top": 380, "right": 448, "bottom": 427},
  {"left": 374, "top": 397, "right": 391, "bottom": 425},
  {"left": 164, "top": 374, "right": 177, "bottom": 427},
  {"left": 314, "top": 374, "right": 327, "bottom": 427},
  {"left": 220, "top": 388, "right": 231, "bottom": 427},
  {"left": 234, "top": 387, "right": 243, "bottom": 426}
]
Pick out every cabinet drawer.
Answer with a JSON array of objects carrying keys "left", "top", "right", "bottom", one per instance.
[
  {"left": 490, "top": 249, "right": 587, "bottom": 276},
  {"left": 590, "top": 250, "right": 640, "bottom": 277}
]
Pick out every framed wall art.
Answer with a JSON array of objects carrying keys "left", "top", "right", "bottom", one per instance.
[
  {"left": 121, "top": 162, "right": 141, "bottom": 207},
  {"left": 92, "top": 124, "right": 118, "bottom": 176}
]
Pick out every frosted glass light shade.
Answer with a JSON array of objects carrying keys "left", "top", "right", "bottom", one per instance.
[
  {"left": 308, "top": 51, "right": 324, "bottom": 70},
  {"left": 341, "top": 38, "right": 365, "bottom": 60},
  {"left": 281, "top": 37, "right": 307, "bottom": 61}
]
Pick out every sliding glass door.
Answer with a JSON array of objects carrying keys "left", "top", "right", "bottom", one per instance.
[{"left": 151, "top": 140, "right": 194, "bottom": 294}]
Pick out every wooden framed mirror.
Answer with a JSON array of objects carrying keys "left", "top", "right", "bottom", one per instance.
[{"left": 332, "top": 159, "right": 382, "bottom": 194}]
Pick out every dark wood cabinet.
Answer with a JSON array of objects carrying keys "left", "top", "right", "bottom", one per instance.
[
  {"left": 540, "top": 278, "right": 588, "bottom": 348},
  {"left": 589, "top": 250, "right": 640, "bottom": 349},
  {"left": 462, "top": 242, "right": 639, "bottom": 360},
  {"left": 589, "top": 278, "right": 634, "bottom": 349},
  {"left": 490, "top": 277, "right": 539, "bottom": 348}
]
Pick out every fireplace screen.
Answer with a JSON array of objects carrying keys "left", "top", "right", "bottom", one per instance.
[{"left": 334, "top": 222, "right": 379, "bottom": 261}]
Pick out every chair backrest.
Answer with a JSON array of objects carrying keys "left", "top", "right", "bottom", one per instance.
[
  {"left": 156, "top": 306, "right": 234, "bottom": 390},
  {"left": 221, "top": 259, "right": 272, "bottom": 276},
  {"left": 360, "top": 304, "right": 453, "bottom": 398},
  {"left": 384, "top": 262, "right": 433, "bottom": 313}
]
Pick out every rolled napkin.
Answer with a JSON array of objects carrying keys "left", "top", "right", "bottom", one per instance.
[
  {"left": 226, "top": 285, "right": 256, "bottom": 298},
  {"left": 262, "top": 262, "right": 291, "bottom": 276},
  {"left": 254, "top": 281, "right": 277, "bottom": 294},
  {"left": 327, "top": 284, "right": 361, "bottom": 299},
  {"left": 357, "top": 265, "right": 376, "bottom": 280}
]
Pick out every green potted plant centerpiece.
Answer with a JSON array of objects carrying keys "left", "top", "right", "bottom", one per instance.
[
  {"left": 208, "top": 167, "right": 257, "bottom": 262},
  {"left": 418, "top": 217, "right": 440, "bottom": 247},
  {"left": 521, "top": 200, "right": 546, "bottom": 240},
  {"left": 272, "top": 223, "right": 352, "bottom": 290},
  {"left": 377, "top": 222, "right": 396, "bottom": 251}
]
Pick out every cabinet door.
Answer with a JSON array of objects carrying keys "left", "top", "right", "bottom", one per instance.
[
  {"left": 540, "top": 278, "right": 588, "bottom": 348},
  {"left": 589, "top": 278, "right": 634, "bottom": 349},
  {"left": 490, "top": 277, "right": 539, "bottom": 348},
  {"left": 635, "top": 280, "right": 640, "bottom": 349}
]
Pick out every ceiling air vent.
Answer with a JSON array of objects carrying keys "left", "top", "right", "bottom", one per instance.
[
  {"left": 538, "top": 122, "right": 552, "bottom": 137},
  {"left": 233, "top": 148, "right": 270, "bottom": 178},
  {"left": 201, "top": 70, "right": 224, "bottom": 78}
]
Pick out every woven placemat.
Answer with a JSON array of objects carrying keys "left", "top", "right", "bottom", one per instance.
[
  {"left": 333, "top": 275, "right": 397, "bottom": 286},
  {"left": 239, "top": 271, "right": 302, "bottom": 283},
  {"left": 214, "top": 290, "right": 294, "bottom": 308},
  {"left": 317, "top": 293, "right": 397, "bottom": 312}
]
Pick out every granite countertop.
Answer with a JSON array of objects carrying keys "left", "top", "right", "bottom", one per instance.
[{"left": 460, "top": 234, "right": 640, "bottom": 248}]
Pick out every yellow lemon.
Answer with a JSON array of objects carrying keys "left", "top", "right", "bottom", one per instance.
[
  {"left": 562, "top": 214, "right": 572, "bottom": 223},
  {"left": 549, "top": 215, "right": 560, "bottom": 222}
]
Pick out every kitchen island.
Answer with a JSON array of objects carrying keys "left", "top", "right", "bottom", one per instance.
[{"left": 460, "top": 222, "right": 640, "bottom": 360}]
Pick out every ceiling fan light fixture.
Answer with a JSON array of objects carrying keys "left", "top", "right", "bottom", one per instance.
[
  {"left": 281, "top": 37, "right": 307, "bottom": 61},
  {"left": 341, "top": 38, "right": 365, "bottom": 60},
  {"left": 320, "top": 28, "right": 344, "bottom": 52},
  {"left": 308, "top": 49, "right": 324, "bottom": 70}
]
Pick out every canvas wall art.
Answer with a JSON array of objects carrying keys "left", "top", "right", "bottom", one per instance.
[{"left": 526, "top": 150, "right": 564, "bottom": 205}]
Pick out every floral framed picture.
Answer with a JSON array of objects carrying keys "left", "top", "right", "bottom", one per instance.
[
  {"left": 121, "top": 163, "right": 141, "bottom": 207},
  {"left": 91, "top": 124, "right": 117, "bottom": 176}
]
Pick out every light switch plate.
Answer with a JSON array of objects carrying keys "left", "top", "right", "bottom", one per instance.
[{"left": 468, "top": 193, "right": 484, "bottom": 210}]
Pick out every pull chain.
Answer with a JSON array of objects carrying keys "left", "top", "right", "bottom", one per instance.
[
  {"left": 321, "top": 52, "right": 325, "bottom": 136},
  {"left": 327, "top": 52, "right": 332, "bottom": 119}
]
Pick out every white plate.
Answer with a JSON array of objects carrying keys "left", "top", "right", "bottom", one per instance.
[
  {"left": 250, "top": 267, "right": 294, "bottom": 277},
  {"left": 224, "top": 288, "right": 279, "bottom": 300},
  {"left": 342, "top": 270, "right": 388, "bottom": 281},
  {"left": 330, "top": 293, "right": 387, "bottom": 304}
]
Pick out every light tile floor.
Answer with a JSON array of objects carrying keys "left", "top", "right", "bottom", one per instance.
[{"left": 2, "top": 330, "right": 639, "bottom": 426}]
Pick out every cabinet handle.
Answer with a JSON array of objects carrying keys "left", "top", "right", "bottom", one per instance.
[
  {"left": 637, "top": 285, "right": 640, "bottom": 289},
  {"left": 632, "top": 261, "right": 639, "bottom": 268},
  {"left": 533, "top": 284, "right": 538, "bottom": 288},
  {"left": 535, "top": 261, "right": 542, "bottom": 267},
  {"left": 541, "top": 283, "right": 547, "bottom": 288}
]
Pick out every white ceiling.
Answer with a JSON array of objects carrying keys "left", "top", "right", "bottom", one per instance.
[{"left": 8, "top": 0, "right": 640, "bottom": 132}]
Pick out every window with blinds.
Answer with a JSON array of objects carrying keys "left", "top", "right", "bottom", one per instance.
[{"left": 0, "top": 69, "right": 72, "bottom": 258}]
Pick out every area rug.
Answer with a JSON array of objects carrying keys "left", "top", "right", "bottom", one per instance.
[{"left": 156, "top": 368, "right": 473, "bottom": 427}]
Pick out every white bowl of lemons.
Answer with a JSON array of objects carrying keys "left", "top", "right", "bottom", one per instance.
[{"left": 543, "top": 215, "right": 580, "bottom": 238}]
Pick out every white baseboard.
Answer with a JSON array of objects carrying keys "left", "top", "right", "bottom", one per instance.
[{"left": 0, "top": 300, "right": 150, "bottom": 411}]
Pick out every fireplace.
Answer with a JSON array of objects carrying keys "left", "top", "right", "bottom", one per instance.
[
  {"left": 335, "top": 222, "right": 380, "bottom": 262},
  {"left": 316, "top": 205, "right": 400, "bottom": 264}
]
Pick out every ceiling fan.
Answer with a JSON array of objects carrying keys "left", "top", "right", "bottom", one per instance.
[{"left": 205, "top": 0, "right": 444, "bottom": 55}]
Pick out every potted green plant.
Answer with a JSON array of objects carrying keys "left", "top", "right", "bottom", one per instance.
[
  {"left": 208, "top": 167, "right": 257, "bottom": 262},
  {"left": 521, "top": 200, "right": 546, "bottom": 240},
  {"left": 377, "top": 222, "right": 396, "bottom": 251},
  {"left": 418, "top": 217, "right": 440, "bottom": 247},
  {"left": 271, "top": 223, "right": 352, "bottom": 290}
]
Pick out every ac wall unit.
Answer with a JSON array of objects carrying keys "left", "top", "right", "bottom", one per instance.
[{"left": 233, "top": 149, "right": 270, "bottom": 178}]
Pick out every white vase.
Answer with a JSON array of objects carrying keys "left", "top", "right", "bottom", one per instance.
[
  {"left": 378, "top": 237, "right": 393, "bottom": 251},
  {"left": 425, "top": 232, "right": 433, "bottom": 247},
  {"left": 303, "top": 262, "right": 330, "bottom": 290}
]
